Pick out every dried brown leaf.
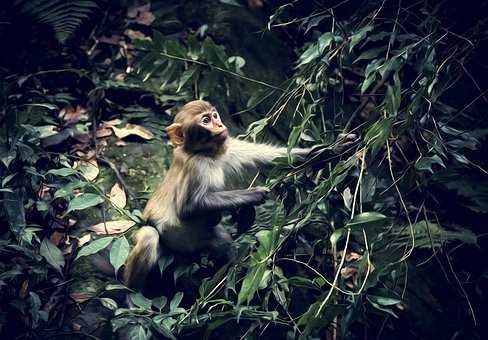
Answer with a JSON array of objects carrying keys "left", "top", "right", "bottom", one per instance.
[
  {"left": 115, "top": 140, "right": 127, "bottom": 147},
  {"left": 340, "top": 266, "right": 358, "bottom": 279},
  {"left": 127, "top": 3, "right": 150, "bottom": 18},
  {"left": 112, "top": 123, "right": 154, "bottom": 140},
  {"left": 135, "top": 11, "right": 155, "bottom": 25},
  {"left": 78, "top": 234, "right": 91, "bottom": 246},
  {"left": 109, "top": 182, "right": 127, "bottom": 209},
  {"left": 70, "top": 292, "right": 93, "bottom": 304},
  {"left": 62, "top": 243, "right": 73, "bottom": 255},
  {"left": 88, "top": 220, "right": 135, "bottom": 235},
  {"left": 59, "top": 105, "right": 87, "bottom": 125},
  {"left": 96, "top": 128, "right": 112, "bottom": 138},
  {"left": 74, "top": 159, "right": 99, "bottom": 181},
  {"left": 19, "top": 280, "right": 29, "bottom": 299},
  {"left": 50, "top": 231, "right": 65, "bottom": 246},
  {"left": 99, "top": 35, "right": 122, "bottom": 45},
  {"left": 103, "top": 118, "right": 123, "bottom": 127},
  {"left": 114, "top": 73, "right": 127, "bottom": 81},
  {"left": 125, "top": 29, "right": 148, "bottom": 40}
]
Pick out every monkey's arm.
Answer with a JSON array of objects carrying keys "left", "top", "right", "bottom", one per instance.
[
  {"left": 223, "top": 138, "right": 309, "bottom": 169},
  {"left": 179, "top": 187, "right": 267, "bottom": 220}
]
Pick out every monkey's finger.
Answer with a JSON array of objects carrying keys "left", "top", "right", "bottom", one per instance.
[{"left": 338, "top": 133, "right": 358, "bottom": 142}]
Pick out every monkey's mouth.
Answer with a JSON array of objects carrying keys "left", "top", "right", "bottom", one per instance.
[{"left": 215, "top": 129, "right": 228, "bottom": 139}]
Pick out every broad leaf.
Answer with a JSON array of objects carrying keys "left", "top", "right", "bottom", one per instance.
[
  {"left": 66, "top": 193, "right": 104, "bottom": 213},
  {"left": 75, "top": 237, "right": 113, "bottom": 260},
  {"left": 110, "top": 236, "right": 130, "bottom": 276},
  {"left": 40, "top": 238, "right": 65, "bottom": 274}
]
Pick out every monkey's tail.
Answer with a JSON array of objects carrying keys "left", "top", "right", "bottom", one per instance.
[{"left": 123, "top": 226, "right": 160, "bottom": 291}]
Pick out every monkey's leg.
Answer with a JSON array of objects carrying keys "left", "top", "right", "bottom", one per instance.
[
  {"left": 232, "top": 205, "right": 256, "bottom": 234},
  {"left": 207, "top": 225, "right": 236, "bottom": 265},
  {"left": 124, "top": 226, "right": 160, "bottom": 291}
]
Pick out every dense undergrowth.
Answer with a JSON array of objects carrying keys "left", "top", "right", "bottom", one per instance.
[{"left": 1, "top": 0, "right": 487, "bottom": 339}]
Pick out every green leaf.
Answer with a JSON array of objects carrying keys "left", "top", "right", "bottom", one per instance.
[
  {"left": 130, "top": 292, "right": 152, "bottom": 310},
  {"left": 228, "top": 56, "right": 246, "bottom": 72},
  {"left": 237, "top": 262, "right": 267, "bottom": 305},
  {"left": 152, "top": 296, "right": 167, "bottom": 311},
  {"left": 128, "top": 325, "right": 149, "bottom": 340},
  {"left": 106, "top": 283, "right": 132, "bottom": 291},
  {"left": 364, "top": 117, "right": 393, "bottom": 155},
  {"left": 46, "top": 167, "right": 77, "bottom": 177},
  {"left": 298, "top": 32, "right": 334, "bottom": 66},
  {"left": 367, "top": 295, "right": 401, "bottom": 306},
  {"left": 158, "top": 255, "right": 174, "bottom": 275},
  {"left": 66, "top": 193, "right": 104, "bottom": 213},
  {"left": 1, "top": 173, "right": 16, "bottom": 187},
  {"left": 110, "top": 236, "right": 130, "bottom": 276},
  {"left": 170, "top": 292, "right": 183, "bottom": 311},
  {"left": 346, "top": 212, "right": 388, "bottom": 229},
  {"left": 219, "top": 0, "right": 242, "bottom": 7},
  {"left": 151, "top": 317, "right": 177, "bottom": 340},
  {"left": 415, "top": 155, "right": 445, "bottom": 174},
  {"left": 330, "top": 228, "right": 345, "bottom": 247},
  {"left": 176, "top": 68, "right": 197, "bottom": 92},
  {"left": 99, "top": 297, "right": 118, "bottom": 311},
  {"left": 332, "top": 212, "right": 389, "bottom": 246},
  {"left": 354, "top": 46, "right": 387, "bottom": 62},
  {"left": 54, "top": 180, "right": 86, "bottom": 199},
  {"left": 287, "top": 126, "right": 302, "bottom": 152},
  {"left": 349, "top": 25, "right": 373, "bottom": 52},
  {"left": 75, "top": 237, "right": 113, "bottom": 260},
  {"left": 40, "top": 238, "right": 65, "bottom": 274}
]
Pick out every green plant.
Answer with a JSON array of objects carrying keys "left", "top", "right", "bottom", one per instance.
[{"left": 12, "top": 0, "right": 99, "bottom": 43}]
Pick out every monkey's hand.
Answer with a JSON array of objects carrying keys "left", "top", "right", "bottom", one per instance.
[
  {"left": 249, "top": 186, "right": 270, "bottom": 205},
  {"left": 331, "top": 133, "right": 358, "bottom": 154},
  {"left": 308, "top": 133, "right": 358, "bottom": 160}
]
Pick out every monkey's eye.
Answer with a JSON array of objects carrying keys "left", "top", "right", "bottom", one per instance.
[
  {"left": 202, "top": 116, "right": 211, "bottom": 125},
  {"left": 212, "top": 112, "right": 219, "bottom": 119}
]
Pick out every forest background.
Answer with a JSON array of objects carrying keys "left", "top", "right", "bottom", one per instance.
[{"left": 1, "top": 0, "right": 487, "bottom": 339}]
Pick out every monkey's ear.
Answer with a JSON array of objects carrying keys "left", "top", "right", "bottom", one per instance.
[{"left": 166, "top": 123, "right": 184, "bottom": 146}]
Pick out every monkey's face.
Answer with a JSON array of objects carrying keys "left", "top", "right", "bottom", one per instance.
[
  {"left": 183, "top": 109, "right": 228, "bottom": 154},
  {"left": 198, "top": 109, "right": 227, "bottom": 138}
]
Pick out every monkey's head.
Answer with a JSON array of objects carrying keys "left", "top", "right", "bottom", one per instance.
[{"left": 166, "top": 100, "right": 229, "bottom": 155}]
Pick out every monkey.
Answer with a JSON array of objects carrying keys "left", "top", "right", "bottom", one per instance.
[{"left": 124, "top": 100, "right": 357, "bottom": 290}]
